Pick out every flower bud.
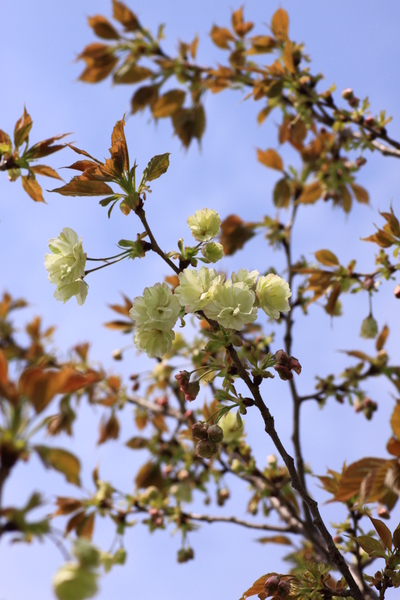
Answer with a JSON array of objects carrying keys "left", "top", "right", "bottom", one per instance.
[
  {"left": 191, "top": 422, "right": 209, "bottom": 440},
  {"left": 377, "top": 506, "right": 390, "bottom": 519},
  {"left": 356, "top": 157, "right": 367, "bottom": 167},
  {"left": 274, "top": 364, "right": 293, "bottom": 381},
  {"left": 277, "top": 580, "right": 291, "bottom": 598},
  {"left": 348, "top": 96, "right": 360, "bottom": 108},
  {"left": 112, "top": 349, "right": 123, "bottom": 360},
  {"left": 201, "top": 241, "right": 224, "bottom": 263},
  {"left": 264, "top": 575, "right": 280, "bottom": 596},
  {"left": 364, "top": 115, "right": 375, "bottom": 128},
  {"left": 288, "top": 356, "right": 301, "bottom": 375},
  {"left": 175, "top": 370, "right": 190, "bottom": 391},
  {"left": 207, "top": 424, "right": 224, "bottom": 443},
  {"left": 360, "top": 315, "right": 378, "bottom": 339},
  {"left": 177, "top": 547, "right": 194, "bottom": 563},
  {"left": 394, "top": 285, "right": 400, "bottom": 299},
  {"left": 341, "top": 88, "right": 354, "bottom": 100},
  {"left": 185, "top": 380, "right": 200, "bottom": 401},
  {"left": 195, "top": 439, "right": 219, "bottom": 459}
]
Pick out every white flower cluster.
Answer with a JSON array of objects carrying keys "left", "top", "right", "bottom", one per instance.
[
  {"left": 44, "top": 228, "right": 88, "bottom": 305},
  {"left": 130, "top": 265, "right": 291, "bottom": 358}
]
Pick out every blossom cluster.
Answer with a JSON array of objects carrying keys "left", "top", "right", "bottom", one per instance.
[
  {"left": 44, "top": 228, "right": 88, "bottom": 305},
  {"left": 129, "top": 265, "right": 291, "bottom": 358}
]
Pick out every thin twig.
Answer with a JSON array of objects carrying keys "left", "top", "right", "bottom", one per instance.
[{"left": 182, "top": 511, "right": 297, "bottom": 532}]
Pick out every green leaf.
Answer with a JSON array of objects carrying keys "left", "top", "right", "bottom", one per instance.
[
  {"left": 139, "top": 153, "right": 170, "bottom": 190},
  {"left": 35, "top": 445, "right": 81, "bottom": 486},
  {"left": 355, "top": 535, "right": 387, "bottom": 558}
]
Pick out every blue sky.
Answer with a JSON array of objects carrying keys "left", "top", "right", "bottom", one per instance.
[{"left": 1, "top": 1, "right": 400, "bottom": 599}]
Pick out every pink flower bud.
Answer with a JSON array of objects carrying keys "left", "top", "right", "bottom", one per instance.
[
  {"left": 264, "top": 575, "right": 280, "bottom": 596},
  {"left": 288, "top": 356, "right": 302, "bottom": 375},
  {"left": 341, "top": 88, "right": 354, "bottom": 100},
  {"left": 185, "top": 380, "right": 200, "bottom": 401},
  {"left": 274, "top": 364, "right": 293, "bottom": 381}
]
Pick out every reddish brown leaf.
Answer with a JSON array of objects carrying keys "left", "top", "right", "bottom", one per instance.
[
  {"left": 315, "top": 249, "right": 339, "bottom": 267},
  {"left": 131, "top": 85, "right": 159, "bottom": 113},
  {"left": 325, "top": 283, "right": 341, "bottom": 316},
  {"left": 297, "top": 181, "right": 323, "bottom": 204},
  {"left": 55, "top": 497, "right": 83, "bottom": 516},
  {"left": 271, "top": 8, "right": 289, "bottom": 41},
  {"left": 273, "top": 178, "right": 291, "bottom": 208},
  {"left": 210, "top": 25, "right": 235, "bottom": 49},
  {"left": 152, "top": 90, "right": 186, "bottom": 118},
  {"left": 219, "top": 214, "right": 255, "bottom": 255},
  {"left": 368, "top": 515, "right": 392, "bottom": 550},
  {"left": 376, "top": 325, "right": 389, "bottom": 351},
  {"left": 0, "top": 349, "right": 8, "bottom": 385},
  {"left": 30, "top": 165, "right": 62, "bottom": 180},
  {"left": 35, "top": 445, "right": 81, "bottom": 486},
  {"left": 51, "top": 179, "right": 114, "bottom": 197},
  {"left": 88, "top": 15, "right": 120, "bottom": 40},
  {"left": 112, "top": 0, "right": 140, "bottom": 31},
  {"left": 231, "top": 7, "right": 253, "bottom": 37},
  {"left": 239, "top": 573, "right": 279, "bottom": 600},
  {"left": 113, "top": 60, "right": 153, "bottom": 84},
  {"left": 110, "top": 116, "right": 129, "bottom": 172},
  {"left": 172, "top": 105, "right": 206, "bottom": 148},
  {"left": 391, "top": 403, "right": 400, "bottom": 439},
  {"left": 257, "top": 148, "right": 283, "bottom": 171},
  {"left": 65, "top": 510, "right": 86, "bottom": 536},
  {"left": 283, "top": 40, "right": 295, "bottom": 73},
  {"left": 14, "top": 107, "right": 33, "bottom": 148},
  {"left": 256, "top": 535, "right": 292, "bottom": 545},
  {"left": 387, "top": 437, "right": 400, "bottom": 458},
  {"left": 135, "top": 461, "right": 163, "bottom": 489},
  {"left": 98, "top": 413, "right": 120, "bottom": 444},
  {"left": 77, "top": 512, "right": 95, "bottom": 540},
  {"left": 350, "top": 182, "right": 369, "bottom": 204},
  {"left": 21, "top": 175, "right": 44, "bottom": 202},
  {"left": 248, "top": 35, "right": 275, "bottom": 54},
  {"left": 334, "top": 458, "right": 389, "bottom": 502}
]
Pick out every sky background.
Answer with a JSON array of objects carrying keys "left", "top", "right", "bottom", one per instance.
[{"left": 1, "top": 1, "right": 400, "bottom": 599}]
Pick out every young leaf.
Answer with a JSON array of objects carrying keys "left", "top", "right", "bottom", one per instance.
[
  {"left": 151, "top": 90, "right": 185, "bottom": 118},
  {"left": 50, "top": 179, "right": 114, "bottom": 197},
  {"left": 315, "top": 249, "right": 339, "bottom": 267},
  {"left": 271, "top": 8, "right": 289, "bottom": 41},
  {"left": 257, "top": 148, "right": 283, "bottom": 171},
  {"left": 21, "top": 175, "right": 44, "bottom": 202},
  {"left": 368, "top": 515, "right": 392, "bottom": 550},
  {"left": 35, "top": 445, "right": 81, "bottom": 486},
  {"left": 139, "top": 153, "right": 170, "bottom": 188},
  {"left": 355, "top": 535, "right": 386, "bottom": 558}
]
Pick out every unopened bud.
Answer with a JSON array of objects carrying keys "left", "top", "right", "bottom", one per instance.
[
  {"left": 191, "top": 422, "right": 209, "bottom": 440},
  {"left": 185, "top": 380, "right": 200, "bottom": 401},
  {"left": 264, "top": 575, "right": 280, "bottom": 596},
  {"left": 195, "top": 439, "right": 219, "bottom": 459},
  {"left": 356, "top": 156, "right": 367, "bottom": 167},
  {"left": 207, "top": 424, "right": 224, "bottom": 443},
  {"left": 288, "top": 356, "right": 301, "bottom": 375},
  {"left": 348, "top": 96, "right": 360, "bottom": 108},
  {"left": 377, "top": 506, "right": 390, "bottom": 519},
  {"left": 277, "top": 580, "right": 291, "bottom": 598},
  {"left": 112, "top": 349, "right": 123, "bottom": 360},
  {"left": 363, "top": 276, "right": 375, "bottom": 291},
  {"left": 394, "top": 284, "right": 400, "bottom": 299},
  {"left": 364, "top": 115, "right": 375, "bottom": 128},
  {"left": 341, "top": 88, "right": 354, "bottom": 100},
  {"left": 274, "top": 364, "right": 293, "bottom": 381}
]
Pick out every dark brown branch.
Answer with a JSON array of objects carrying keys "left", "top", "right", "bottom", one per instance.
[{"left": 225, "top": 344, "right": 365, "bottom": 600}]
